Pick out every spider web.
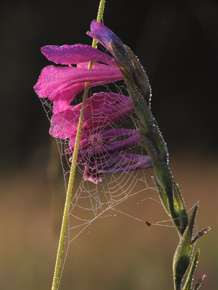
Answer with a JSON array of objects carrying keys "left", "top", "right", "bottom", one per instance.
[
  {"left": 40, "top": 80, "right": 170, "bottom": 287},
  {"left": 44, "top": 81, "right": 158, "bottom": 232}
]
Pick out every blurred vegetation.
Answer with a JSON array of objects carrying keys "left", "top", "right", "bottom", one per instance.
[
  {"left": 0, "top": 154, "right": 218, "bottom": 289},
  {"left": 0, "top": 0, "right": 218, "bottom": 289}
]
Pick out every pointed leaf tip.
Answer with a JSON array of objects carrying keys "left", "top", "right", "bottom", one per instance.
[
  {"left": 193, "top": 275, "right": 206, "bottom": 290},
  {"left": 191, "top": 227, "right": 211, "bottom": 245}
]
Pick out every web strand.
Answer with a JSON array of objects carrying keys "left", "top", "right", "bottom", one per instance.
[{"left": 40, "top": 80, "right": 181, "bottom": 288}]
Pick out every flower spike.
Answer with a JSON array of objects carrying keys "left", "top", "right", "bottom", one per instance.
[{"left": 34, "top": 20, "right": 152, "bottom": 183}]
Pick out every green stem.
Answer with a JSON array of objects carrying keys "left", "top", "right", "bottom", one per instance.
[{"left": 51, "top": 1, "right": 106, "bottom": 290}]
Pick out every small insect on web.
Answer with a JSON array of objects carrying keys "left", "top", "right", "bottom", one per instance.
[
  {"left": 34, "top": 13, "right": 211, "bottom": 290},
  {"left": 34, "top": 20, "right": 173, "bottom": 288},
  {"left": 43, "top": 82, "right": 157, "bottom": 242},
  {"left": 39, "top": 81, "right": 163, "bottom": 288}
]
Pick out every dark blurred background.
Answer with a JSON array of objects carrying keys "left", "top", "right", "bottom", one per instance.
[
  {"left": 1, "top": 0, "right": 218, "bottom": 168},
  {"left": 0, "top": 0, "right": 218, "bottom": 289}
]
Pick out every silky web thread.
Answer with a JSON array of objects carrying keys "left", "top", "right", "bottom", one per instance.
[
  {"left": 51, "top": 1, "right": 106, "bottom": 290},
  {"left": 49, "top": 1, "right": 186, "bottom": 288}
]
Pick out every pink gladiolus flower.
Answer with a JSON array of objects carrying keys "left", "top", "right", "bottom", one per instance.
[
  {"left": 50, "top": 92, "right": 152, "bottom": 183},
  {"left": 34, "top": 44, "right": 123, "bottom": 113},
  {"left": 34, "top": 20, "right": 152, "bottom": 183},
  {"left": 49, "top": 92, "right": 134, "bottom": 142}
]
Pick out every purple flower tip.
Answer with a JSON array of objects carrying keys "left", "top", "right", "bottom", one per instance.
[
  {"left": 87, "top": 20, "right": 125, "bottom": 57},
  {"left": 41, "top": 44, "right": 116, "bottom": 66}
]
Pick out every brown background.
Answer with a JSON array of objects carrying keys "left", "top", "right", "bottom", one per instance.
[{"left": 0, "top": 0, "right": 218, "bottom": 289}]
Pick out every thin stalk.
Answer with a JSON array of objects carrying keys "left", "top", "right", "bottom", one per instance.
[{"left": 51, "top": 1, "right": 106, "bottom": 290}]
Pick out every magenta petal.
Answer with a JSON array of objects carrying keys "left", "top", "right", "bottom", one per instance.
[
  {"left": 41, "top": 44, "right": 116, "bottom": 66},
  {"left": 50, "top": 92, "right": 134, "bottom": 141},
  {"left": 49, "top": 109, "right": 74, "bottom": 139},
  {"left": 52, "top": 82, "right": 84, "bottom": 114},
  {"left": 52, "top": 80, "right": 104, "bottom": 114},
  {"left": 34, "top": 64, "right": 123, "bottom": 111},
  {"left": 34, "top": 65, "right": 78, "bottom": 99}
]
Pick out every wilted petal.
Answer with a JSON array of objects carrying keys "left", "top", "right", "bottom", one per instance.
[
  {"left": 100, "top": 153, "right": 152, "bottom": 173},
  {"left": 41, "top": 44, "right": 116, "bottom": 65},
  {"left": 67, "top": 126, "right": 152, "bottom": 184},
  {"left": 83, "top": 166, "right": 102, "bottom": 184},
  {"left": 76, "top": 129, "right": 142, "bottom": 156},
  {"left": 79, "top": 152, "right": 152, "bottom": 184}
]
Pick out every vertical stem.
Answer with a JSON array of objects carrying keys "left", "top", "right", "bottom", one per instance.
[{"left": 51, "top": 1, "right": 106, "bottom": 290}]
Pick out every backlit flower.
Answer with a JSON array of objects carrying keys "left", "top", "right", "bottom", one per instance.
[
  {"left": 50, "top": 92, "right": 152, "bottom": 183},
  {"left": 34, "top": 44, "right": 123, "bottom": 113},
  {"left": 34, "top": 21, "right": 152, "bottom": 183}
]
